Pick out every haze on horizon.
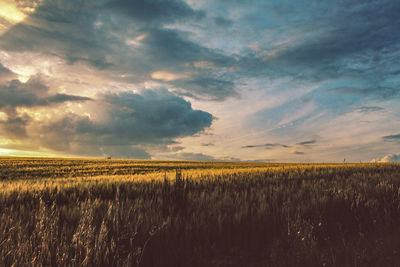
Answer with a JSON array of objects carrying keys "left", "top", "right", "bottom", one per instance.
[{"left": 0, "top": 0, "right": 399, "bottom": 162}]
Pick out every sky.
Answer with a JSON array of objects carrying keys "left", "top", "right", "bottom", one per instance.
[{"left": 0, "top": 0, "right": 399, "bottom": 162}]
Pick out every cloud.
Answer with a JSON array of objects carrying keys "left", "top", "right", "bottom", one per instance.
[
  {"left": 219, "top": 156, "right": 241, "bottom": 162},
  {"left": 169, "top": 145, "right": 185, "bottom": 152},
  {"left": 0, "top": 0, "right": 238, "bottom": 100},
  {"left": 246, "top": 77, "right": 392, "bottom": 140},
  {"left": 241, "top": 145, "right": 259, "bottom": 148},
  {"left": 0, "top": 115, "right": 30, "bottom": 138},
  {"left": 382, "top": 134, "right": 400, "bottom": 142},
  {"left": 140, "top": 28, "right": 229, "bottom": 68},
  {"left": 0, "top": 63, "right": 16, "bottom": 81},
  {"left": 239, "top": 1, "right": 400, "bottom": 99},
  {"left": 0, "top": 0, "right": 399, "bottom": 162},
  {"left": 47, "top": 93, "right": 92, "bottom": 103},
  {"left": 0, "top": 64, "right": 10, "bottom": 73},
  {"left": 371, "top": 154, "right": 400, "bottom": 163},
  {"left": 355, "top": 106, "right": 384, "bottom": 113},
  {"left": 108, "top": 0, "right": 205, "bottom": 25},
  {"left": 329, "top": 86, "right": 399, "bottom": 100},
  {"left": 0, "top": 73, "right": 92, "bottom": 142},
  {"left": 31, "top": 89, "right": 213, "bottom": 157},
  {"left": 296, "top": 140, "right": 317, "bottom": 146},
  {"left": 241, "top": 143, "right": 289, "bottom": 149},
  {"left": 171, "top": 76, "right": 237, "bottom": 101},
  {"left": 249, "top": 95, "right": 316, "bottom": 133},
  {"left": 241, "top": 141, "right": 311, "bottom": 153},
  {"left": 214, "top": 16, "right": 233, "bottom": 27},
  {"left": 201, "top": 143, "right": 214, "bottom": 146},
  {"left": 0, "top": 77, "right": 91, "bottom": 111},
  {"left": 101, "top": 89, "right": 213, "bottom": 142},
  {"left": 0, "top": 2, "right": 110, "bottom": 66}
]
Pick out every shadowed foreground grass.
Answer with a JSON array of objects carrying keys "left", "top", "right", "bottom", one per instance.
[{"left": 1, "top": 159, "right": 400, "bottom": 266}]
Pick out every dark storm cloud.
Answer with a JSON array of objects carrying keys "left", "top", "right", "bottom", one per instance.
[
  {"left": 108, "top": 0, "right": 205, "bottom": 25},
  {"left": 214, "top": 17, "right": 233, "bottom": 27},
  {"left": 240, "top": 0, "right": 400, "bottom": 98},
  {"left": 0, "top": 0, "right": 237, "bottom": 100},
  {"left": 243, "top": 0, "right": 400, "bottom": 138},
  {"left": 0, "top": 64, "right": 12, "bottom": 75},
  {"left": 1, "top": 0, "right": 400, "bottom": 101},
  {"left": 129, "top": 27, "right": 237, "bottom": 99},
  {"left": 36, "top": 89, "right": 213, "bottom": 157},
  {"left": 382, "top": 134, "right": 400, "bottom": 142},
  {"left": 1, "top": 0, "right": 399, "bottom": 161},
  {"left": 141, "top": 28, "right": 236, "bottom": 71},
  {"left": 1, "top": 1, "right": 99, "bottom": 49},
  {"left": 296, "top": 140, "right": 316, "bottom": 146},
  {"left": 0, "top": 0, "right": 220, "bottom": 157},
  {"left": 0, "top": 64, "right": 16, "bottom": 82},
  {"left": 0, "top": 115, "right": 30, "bottom": 138},
  {"left": 0, "top": 78, "right": 91, "bottom": 111},
  {"left": 0, "top": 6, "right": 112, "bottom": 71},
  {"left": 102, "top": 89, "right": 213, "bottom": 141}
]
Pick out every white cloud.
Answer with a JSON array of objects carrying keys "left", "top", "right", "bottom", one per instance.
[{"left": 371, "top": 154, "right": 400, "bottom": 163}]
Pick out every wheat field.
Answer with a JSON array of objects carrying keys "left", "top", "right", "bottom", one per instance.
[{"left": 1, "top": 157, "right": 400, "bottom": 266}]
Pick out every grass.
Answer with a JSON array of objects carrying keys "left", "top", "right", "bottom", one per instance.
[{"left": 1, "top": 157, "right": 400, "bottom": 266}]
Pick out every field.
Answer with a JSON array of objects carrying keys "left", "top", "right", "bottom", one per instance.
[{"left": 1, "top": 157, "right": 400, "bottom": 266}]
